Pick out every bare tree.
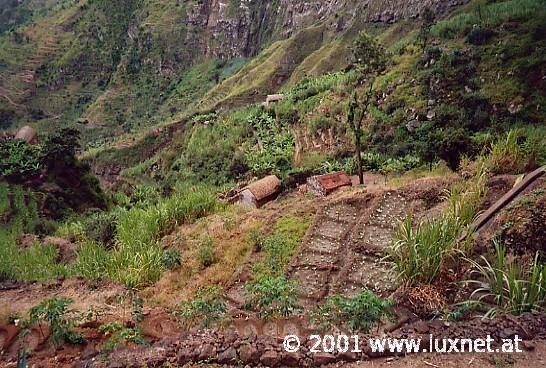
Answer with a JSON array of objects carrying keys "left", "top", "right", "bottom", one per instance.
[
  {"left": 418, "top": 7, "right": 436, "bottom": 51},
  {"left": 346, "top": 33, "right": 387, "bottom": 185}
]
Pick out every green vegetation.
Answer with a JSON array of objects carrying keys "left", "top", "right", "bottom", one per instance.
[
  {"left": 0, "top": 140, "right": 42, "bottom": 182},
  {"left": 311, "top": 291, "right": 394, "bottom": 333},
  {"left": 467, "top": 127, "right": 546, "bottom": 175},
  {"left": 161, "top": 248, "right": 182, "bottom": 270},
  {"left": 240, "top": 214, "right": 310, "bottom": 319},
  {"left": 72, "top": 187, "right": 220, "bottom": 288},
  {"left": 432, "top": 0, "right": 546, "bottom": 38},
  {"left": 389, "top": 169, "right": 487, "bottom": 285},
  {"left": 346, "top": 33, "right": 388, "bottom": 184},
  {"left": 467, "top": 241, "right": 546, "bottom": 316},
  {"left": 0, "top": 182, "right": 218, "bottom": 288},
  {"left": 243, "top": 274, "right": 303, "bottom": 319},
  {"left": 0, "top": 184, "right": 67, "bottom": 282},
  {"left": 25, "top": 297, "right": 84, "bottom": 347},
  {"left": 257, "top": 214, "right": 312, "bottom": 274},
  {"left": 0, "top": 0, "right": 545, "bottom": 346},
  {"left": 197, "top": 236, "right": 217, "bottom": 269},
  {"left": 244, "top": 112, "right": 295, "bottom": 176},
  {"left": 176, "top": 286, "right": 228, "bottom": 329},
  {"left": 99, "top": 323, "right": 148, "bottom": 351}
]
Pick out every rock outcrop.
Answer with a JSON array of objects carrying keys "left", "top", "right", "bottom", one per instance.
[{"left": 184, "top": 0, "right": 471, "bottom": 59}]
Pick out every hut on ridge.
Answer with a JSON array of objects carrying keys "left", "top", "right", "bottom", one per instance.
[{"left": 238, "top": 175, "right": 282, "bottom": 208}]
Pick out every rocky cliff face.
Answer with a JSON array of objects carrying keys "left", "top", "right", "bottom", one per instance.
[
  {"left": 0, "top": 0, "right": 472, "bottom": 139},
  {"left": 188, "top": 0, "right": 470, "bottom": 59}
]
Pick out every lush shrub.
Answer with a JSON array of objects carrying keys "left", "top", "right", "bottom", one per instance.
[
  {"left": 198, "top": 236, "right": 217, "bottom": 269},
  {"left": 467, "top": 27, "right": 495, "bottom": 45},
  {"left": 244, "top": 113, "right": 295, "bottom": 176},
  {"left": 26, "top": 298, "right": 84, "bottom": 346},
  {"left": 162, "top": 248, "right": 182, "bottom": 269},
  {"left": 0, "top": 140, "right": 42, "bottom": 182},
  {"left": 173, "top": 112, "right": 252, "bottom": 185},
  {"left": 99, "top": 323, "right": 148, "bottom": 350},
  {"left": 176, "top": 286, "right": 228, "bottom": 329},
  {"left": 82, "top": 210, "right": 118, "bottom": 247},
  {"left": 311, "top": 291, "right": 394, "bottom": 333},
  {"left": 244, "top": 274, "right": 303, "bottom": 319},
  {"left": 130, "top": 185, "right": 161, "bottom": 207}
]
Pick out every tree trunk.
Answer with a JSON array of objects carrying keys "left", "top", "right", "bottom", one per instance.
[{"left": 355, "top": 133, "right": 364, "bottom": 185}]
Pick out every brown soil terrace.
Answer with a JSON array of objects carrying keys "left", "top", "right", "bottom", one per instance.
[{"left": 1, "top": 171, "right": 546, "bottom": 367}]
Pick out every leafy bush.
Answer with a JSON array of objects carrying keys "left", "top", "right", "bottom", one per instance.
[
  {"left": 467, "top": 241, "right": 546, "bottom": 316},
  {"left": 467, "top": 27, "right": 495, "bottom": 45},
  {"left": 176, "top": 286, "right": 228, "bottom": 329},
  {"left": 27, "top": 298, "right": 84, "bottom": 346},
  {"left": 244, "top": 274, "right": 303, "bottom": 319},
  {"left": 162, "top": 248, "right": 182, "bottom": 269},
  {"left": 198, "top": 236, "right": 217, "bottom": 268},
  {"left": 244, "top": 112, "right": 295, "bottom": 176},
  {"left": 0, "top": 140, "right": 42, "bottom": 182},
  {"left": 99, "top": 323, "right": 148, "bottom": 351},
  {"left": 130, "top": 185, "right": 161, "bottom": 207},
  {"left": 174, "top": 113, "right": 252, "bottom": 185},
  {"left": 311, "top": 291, "right": 394, "bottom": 333},
  {"left": 82, "top": 210, "right": 118, "bottom": 247}
]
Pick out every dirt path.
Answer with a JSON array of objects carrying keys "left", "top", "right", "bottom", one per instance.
[
  {"left": 288, "top": 179, "right": 453, "bottom": 306},
  {"left": 224, "top": 177, "right": 456, "bottom": 339}
]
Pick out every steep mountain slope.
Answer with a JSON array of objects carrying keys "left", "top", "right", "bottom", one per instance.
[{"left": 0, "top": 0, "right": 469, "bottom": 144}]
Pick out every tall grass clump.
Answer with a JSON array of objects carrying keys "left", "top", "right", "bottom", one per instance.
[
  {"left": 462, "top": 127, "right": 546, "bottom": 176},
  {"left": 0, "top": 184, "right": 66, "bottom": 282},
  {"left": 388, "top": 169, "right": 487, "bottom": 285},
  {"left": 486, "top": 127, "right": 546, "bottom": 174},
  {"left": 432, "top": 0, "right": 546, "bottom": 38},
  {"left": 73, "top": 187, "right": 220, "bottom": 288},
  {"left": 0, "top": 230, "right": 68, "bottom": 282},
  {"left": 467, "top": 241, "right": 546, "bottom": 316}
]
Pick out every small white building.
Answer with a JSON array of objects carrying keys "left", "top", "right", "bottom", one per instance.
[
  {"left": 14, "top": 125, "right": 38, "bottom": 144},
  {"left": 264, "top": 94, "right": 284, "bottom": 107}
]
